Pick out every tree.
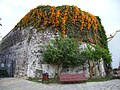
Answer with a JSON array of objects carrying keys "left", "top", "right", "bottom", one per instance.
[
  {"left": 81, "top": 44, "right": 112, "bottom": 77},
  {"left": 42, "top": 38, "right": 83, "bottom": 74},
  {"left": 80, "top": 44, "right": 94, "bottom": 78}
]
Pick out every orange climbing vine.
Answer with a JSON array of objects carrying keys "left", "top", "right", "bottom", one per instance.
[{"left": 14, "top": 5, "right": 107, "bottom": 47}]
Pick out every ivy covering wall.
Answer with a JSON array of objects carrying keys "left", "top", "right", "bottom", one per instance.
[{"left": 14, "top": 5, "right": 108, "bottom": 49}]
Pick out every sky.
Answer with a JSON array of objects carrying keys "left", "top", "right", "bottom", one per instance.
[
  {"left": 0, "top": 0, "right": 120, "bottom": 40},
  {"left": 108, "top": 31, "right": 120, "bottom": 68}
]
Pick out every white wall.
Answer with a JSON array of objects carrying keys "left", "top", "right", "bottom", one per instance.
[{"left": 108, "top": 31, "right": 120, "bottom": 68}]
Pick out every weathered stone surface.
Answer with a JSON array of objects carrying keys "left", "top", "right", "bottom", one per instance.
[
  {"left": 0, "top": 27, "right": 106, "bottom": 78},
  {"left": 0, "top": 27, "right": 55, "bottom": 78}
]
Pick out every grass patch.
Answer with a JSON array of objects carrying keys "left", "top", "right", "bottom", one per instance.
[
  {"left": 87, "top": 77, "right": 114, "bottom": 82},
  {"left": 27, "top": 76, "right": 117, "bottom": 84},
  {"left": 27, "top": 77, "right": 42, "bottom": 83},
  {"left": 27, "top": 77, "right": 59, "bottom": 84},
  {"left": 48, "top": 78, "right": 59, "bottom": 83}
]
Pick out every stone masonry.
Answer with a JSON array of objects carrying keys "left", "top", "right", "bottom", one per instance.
[
  {"left": 0, "top": 26, "right": 106, "bottom": 78},
  {"left": 0, "top": 26, "right": 55, "bottom": 78}
]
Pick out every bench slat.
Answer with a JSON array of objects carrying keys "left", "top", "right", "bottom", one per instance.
[{"left": 59, "top": 73, "right": 87, "bottom": 83}]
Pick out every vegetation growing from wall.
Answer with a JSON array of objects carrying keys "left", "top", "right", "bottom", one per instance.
[{"left": 14, "top": 5, "right": 108, "bottom": 49}]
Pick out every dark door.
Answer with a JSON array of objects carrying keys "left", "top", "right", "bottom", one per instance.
[{"left": 11, "top": 60, "right": 15, "bottom": 77}]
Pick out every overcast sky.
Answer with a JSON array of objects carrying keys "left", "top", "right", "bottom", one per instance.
[{"left": 0, "top": 0, "right": 120, "bottom": 39}]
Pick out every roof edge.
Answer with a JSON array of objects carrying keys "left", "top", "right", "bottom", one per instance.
[{"left": 108, "top": 30, "right": 120, "bottom": 42}]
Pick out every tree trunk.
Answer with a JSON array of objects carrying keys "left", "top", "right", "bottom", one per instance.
[
  {"left": 97, "top": 60, "right": 101, "bottom": 77},
  {"left": 88, "top": 59, "right": 92, "bottom": 78}
]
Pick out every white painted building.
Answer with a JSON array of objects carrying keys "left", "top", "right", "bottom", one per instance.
[{"left": 108, "top": 30, "right": 120, "bottom": 68}]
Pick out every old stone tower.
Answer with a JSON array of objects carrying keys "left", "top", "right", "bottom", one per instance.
[{"left": 0, "top": 5, "right": 107, "bottom": 78}]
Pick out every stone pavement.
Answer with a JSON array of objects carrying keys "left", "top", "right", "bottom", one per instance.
[{"left": 0, "top": 78, "right": 120, "bottom": 90}]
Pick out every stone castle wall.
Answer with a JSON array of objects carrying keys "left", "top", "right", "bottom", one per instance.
[
  {"left": 0, "top": 27, "right": 56, "bottom": 78},
  {"left": 0, "top": 27, "right": 105, "bottom": 78},
  {"left": 0, "top": 27, "right": 89, "bottom": 78}
]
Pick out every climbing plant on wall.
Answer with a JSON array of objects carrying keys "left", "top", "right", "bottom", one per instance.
[{"left": 14, "top": 5, "right": 108, "bottom": 49}]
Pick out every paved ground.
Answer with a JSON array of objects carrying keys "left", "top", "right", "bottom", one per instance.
[{"left": 0, "top": 78, "right": 120, "bottom": 90}]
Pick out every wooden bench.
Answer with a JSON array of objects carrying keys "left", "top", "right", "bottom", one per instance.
[{"left": 59, "top": 73, "right": 87, "bottom": 83}]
